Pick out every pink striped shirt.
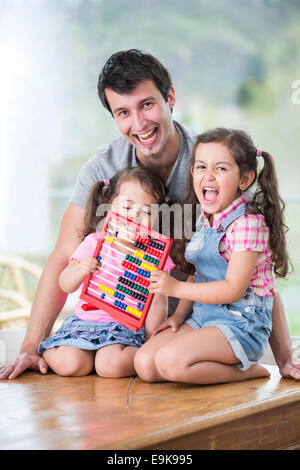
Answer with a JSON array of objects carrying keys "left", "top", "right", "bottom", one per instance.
[{"left": 203, "top": 195, "right": 276, "bottom": 297}]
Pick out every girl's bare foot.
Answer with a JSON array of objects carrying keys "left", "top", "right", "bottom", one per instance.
[{"left": 247, "top": 363, "right": 270, "bottom": 379}]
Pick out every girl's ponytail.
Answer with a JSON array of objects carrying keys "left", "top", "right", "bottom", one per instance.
[
  {"left": 82, "top": 180, "right": 111, "bottom": 239},
  {"left": 252, "top": 151, "right": 292, "bottom": 278}
]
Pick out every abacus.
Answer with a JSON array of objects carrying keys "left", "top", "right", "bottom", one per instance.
[{"left": 80, "top": 211, "right": 173, "bottom": 332}]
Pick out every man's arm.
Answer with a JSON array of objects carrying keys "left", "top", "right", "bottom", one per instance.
[
  {"left": 269, "top": 293, "right": 300, "bottom": 380},
  {"left": 0, "top": 203, "right": 86, "bottom": 379}
]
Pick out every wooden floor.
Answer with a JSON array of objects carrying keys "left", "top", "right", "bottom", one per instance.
[{"left": 1, "top": 365, "right": 300, "bottom": 450}]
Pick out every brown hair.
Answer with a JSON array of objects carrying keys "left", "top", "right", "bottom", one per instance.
[
  {"left": 82, "top": 167, "right": 168, "bottom": 239},
  {"left": 173, "top": 127, "right": 292, "bottom": 278},
  {"left": 98, "top": 49, "right": 173, "bottom": 116}
]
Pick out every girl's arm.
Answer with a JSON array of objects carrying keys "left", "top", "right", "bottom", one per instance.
[
  {"left": 144, "top": 292, "right": 168, "bottom": 340},
  {"left": 151, "top": 276, "right": 194, "bottom": 336},
  {"left": 149, "top": 251, "right": 258, "bottom": 304},
  {"left": 59, "top": 256, "right": 100, "bottom": 293}
]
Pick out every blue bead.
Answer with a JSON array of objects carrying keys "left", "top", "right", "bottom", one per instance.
[
  {"left": 97, "top": 256, "right": 101, "bottom": 261},
  {"left": 101, "top": 293, "right": 105, "bottom": 299}
]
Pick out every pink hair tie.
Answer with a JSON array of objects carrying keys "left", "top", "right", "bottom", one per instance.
[
  {"left": 103, "top": 179, "right": 110, "bottom": 186},
  {"left": 256, "top": 149, "right": 263, "bottom": 157}
]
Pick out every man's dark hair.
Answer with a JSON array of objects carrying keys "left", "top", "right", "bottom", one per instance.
[{"left": 98, "top": 49, "right": 173, "bottom": 115}]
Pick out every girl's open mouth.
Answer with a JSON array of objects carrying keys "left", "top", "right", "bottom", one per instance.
[{"left": 203, "top": 187, "right": 219, "bottom": 203}]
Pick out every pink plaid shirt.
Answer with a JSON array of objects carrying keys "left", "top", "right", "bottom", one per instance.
[{"left": 203, "top": 195, "right": 276, "bottom": 297}]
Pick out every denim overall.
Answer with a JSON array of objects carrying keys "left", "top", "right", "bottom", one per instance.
[{"left": 184, "top": 203, "right": 273, "bottom": 370}]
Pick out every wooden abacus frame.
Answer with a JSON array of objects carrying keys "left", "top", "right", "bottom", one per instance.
[{"left": 80, "top": 211, "right": 173, "bottom": 332}]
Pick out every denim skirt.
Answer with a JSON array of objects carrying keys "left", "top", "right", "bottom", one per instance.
[{"left": 38, "top": 314, "right": 146, "bottom": 354}]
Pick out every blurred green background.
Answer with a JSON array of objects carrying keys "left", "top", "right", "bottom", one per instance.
[{"left": 1, "top": 0, "right": 299, "bottom": 334}]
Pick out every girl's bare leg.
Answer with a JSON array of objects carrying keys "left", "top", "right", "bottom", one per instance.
[
  {"left": 134, "top": 323, "right": 193, "bottom": 382},
  {"left": 95, "top": 344, "right": 139, "bottom": 378},
  {"left": 154, "top": 326, "right": 269, "bottom": 384},
  {"left": 42, "top": 346, "right": 95, "bottom": 377},
  {"left": 135, "top": 324, "right": 269, "bottom": 384}
]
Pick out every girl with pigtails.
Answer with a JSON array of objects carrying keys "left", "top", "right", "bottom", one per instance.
[
  {"left": 135, "top": 127, "right": 293, "bottom": 385},
  {"left": 38, "top": 167, "right": 175, "bottom": 378}
]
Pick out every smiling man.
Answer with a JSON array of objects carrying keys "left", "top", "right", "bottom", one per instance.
[
  {"left": 71, "top": 50, "right": 194, "bottom": 209},
  {"left": 1, "top": 49, "right": 299, "bottom": 380}
]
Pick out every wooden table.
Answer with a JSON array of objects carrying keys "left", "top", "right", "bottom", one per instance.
[{"left": 1, "top": 366, "right": 299, "bottom": 450}]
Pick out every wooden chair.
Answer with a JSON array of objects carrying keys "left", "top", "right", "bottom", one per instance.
[
  {"left": 0, "top": 254, "right": 42, "bottom": 329},
  {"left": 0, "top": 253, "right": 76, "bottom": 331}
]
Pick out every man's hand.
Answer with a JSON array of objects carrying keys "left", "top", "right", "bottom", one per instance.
[
  {"left": 279, "top": 362, "right": 300, "bottom": 380},
  {"left": 278, "top": 346, "right": 300, "bottom": 380},
  {"left": 0, "top": 353, "right": 48, "bottom": 380},
  {"left": 149, "top": 270, "right": 179, "bottom": 297}
]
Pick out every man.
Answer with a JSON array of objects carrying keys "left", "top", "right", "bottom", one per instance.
[{"left": 1, "top": 49, "right": 299, "bottom": 380}]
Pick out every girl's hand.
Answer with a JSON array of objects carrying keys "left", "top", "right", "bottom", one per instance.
[
  {"left": 151, "top": 315, "right": 184, "bottom": 337},
  {"left": 149, "top": 270, "right": 178, "bottom": 296},
  {"left": 78, "top": 256, "right": 101, "bottom": 276}
]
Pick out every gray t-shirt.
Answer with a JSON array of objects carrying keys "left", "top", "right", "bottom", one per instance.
[{"left": 70, "top": 121, "right": 197, "bottom": 208}]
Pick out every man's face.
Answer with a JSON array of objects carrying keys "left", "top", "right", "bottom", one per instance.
[{"left": 105, "top": 80, "right": 175, "bottom": 161}]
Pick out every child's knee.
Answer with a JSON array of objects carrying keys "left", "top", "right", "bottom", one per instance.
[
  {"left": 95, "top": 350, "right": 124, "bottom": 377},
  {"left": 134, "top": 348, "right": 158, "bottom": 382},
  {"left": 43, "top": 347, "right": 93, "bottom": 377},
  {"left": 154, "top": 347, "right": 181, "bottom": 381},
  {"left": 95, "top": 346, "right": 137, "bottom": 378}
]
